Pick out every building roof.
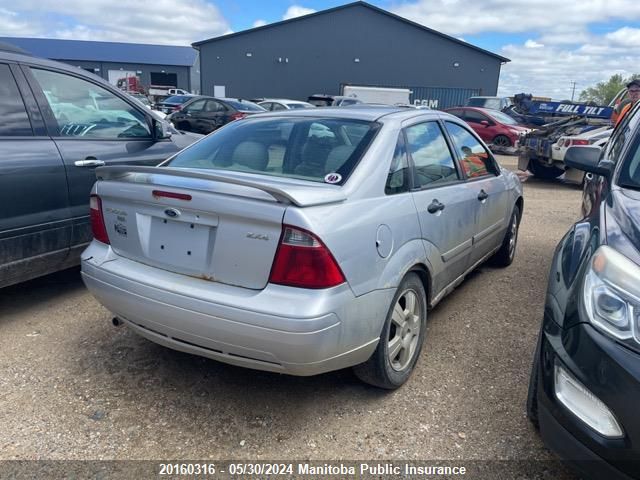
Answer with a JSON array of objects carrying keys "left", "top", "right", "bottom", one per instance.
[
  {"left": 192, "top": 1, "right": 509, "bottom": 63},
  {"left": 0, "top": 37, "right": 197, "bottom": 67}
]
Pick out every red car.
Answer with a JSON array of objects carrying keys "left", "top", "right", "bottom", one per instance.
[{"left": 445, "top": 106, "right": 530, "bottom": 148}]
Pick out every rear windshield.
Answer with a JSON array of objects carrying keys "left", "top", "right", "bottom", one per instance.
[
  {"left": 164, "top": 95, "right": 192, "bottom": 104},
  {"left": 167, "top": 116, "right": 380, "bottom": 185},
  {"left": 308, "top": 98, "right": 332, "bottom": 107},
  {"left": 224, "top": 100, "right": 266, "bottom": 112}
]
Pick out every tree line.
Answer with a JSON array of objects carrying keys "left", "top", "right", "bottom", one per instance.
[{"left": 579, "top": 73, "right": 640, "bottom": 104}]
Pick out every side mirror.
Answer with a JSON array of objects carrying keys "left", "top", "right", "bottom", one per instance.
[
  {"left": 154, "top": 119, "right": 172, "bottom": 140},
  {"left": 565, "top": 146, "right": 613, "bottom": 177},
  {"left": 480, "top": 120, "right": 490, "bottom": 127}
]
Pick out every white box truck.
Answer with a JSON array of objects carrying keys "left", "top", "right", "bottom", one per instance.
[{"left": 341, "top": 85, "right": 411, "bottom": 105}]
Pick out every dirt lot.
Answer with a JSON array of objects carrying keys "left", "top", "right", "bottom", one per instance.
[{"left": 0, "top": 156, "right": 582, "bottom": 476}]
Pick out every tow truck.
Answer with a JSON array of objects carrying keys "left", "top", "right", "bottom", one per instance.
[{"left": 515, "top": 90, "right": 626, "bottom": 181}]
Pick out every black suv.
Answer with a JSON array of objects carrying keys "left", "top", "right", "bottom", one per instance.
[
  {"left": 0, "top": 43, "right": 200, "bottom": 288},
  {"left": 527, "top": 102, "right": 640, "bottom": 479}
]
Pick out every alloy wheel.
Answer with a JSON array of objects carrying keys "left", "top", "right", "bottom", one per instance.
[{"left": 388, "top": 289, "right": 422, "bottom": 371}]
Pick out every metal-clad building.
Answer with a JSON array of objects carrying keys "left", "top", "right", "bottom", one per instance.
[
  {"left": 1, "top": 37, "right": 199, "bottom": 93},
  {"left": 193, "top": 1, "right": 509, "bottom": 105}
]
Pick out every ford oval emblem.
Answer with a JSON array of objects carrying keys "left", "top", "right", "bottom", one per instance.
[{"left": 164, "top": 208, "right": 180, "bottom": 218}]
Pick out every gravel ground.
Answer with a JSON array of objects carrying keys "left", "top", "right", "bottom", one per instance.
[{"left": 0, "top": 156, "right": 583, "bottom": 477}]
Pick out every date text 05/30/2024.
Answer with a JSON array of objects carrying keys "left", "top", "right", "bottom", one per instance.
[{"left": 158, "top": 463, "right": 467, "bottom": 476}]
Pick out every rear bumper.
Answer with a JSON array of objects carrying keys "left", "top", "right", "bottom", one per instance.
[{"left": 81, "top": 242, "right": 391, "bottom": 376}]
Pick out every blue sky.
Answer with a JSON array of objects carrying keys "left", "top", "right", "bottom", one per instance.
[{"left": 2, "top": 0, "right": 640, "bottom": 99}]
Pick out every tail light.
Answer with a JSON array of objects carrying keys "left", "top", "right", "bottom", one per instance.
[
  {"left": 172, "top": 105, "right": 183, "bottom": 111},
  {"left": 572, "top": 139, "right": 589, "bottom": 146},
  {"left": 563, "top": 138, "right": 571, "bottom": 147},
  {"left": 269, "top": 226, "right": 345, "bottom": 289},
  {"left": 90, "top": 195, "right": 110, "bottom": 245},
  {"left": 230, "top": 112, "right": 247, "bottom": 121}
]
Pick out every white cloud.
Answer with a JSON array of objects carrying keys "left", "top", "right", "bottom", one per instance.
[
  {"left": 391, "top": 0, "right": 640, "bottom": 37},
  {"left": 0, "top": 0, "right": 230, "bottom": 45},
  {"left": 252, "top": 19, "right": 267, "bottom": 28},
  {"left": 497, "top": 38, "right": 640, "bottom": 99},
  {"left": 0, "top": 7, "right": 41, "bottom": 36},
  {"left": 391, "top": 0, "right": 640, "bottom": 99},
  {"left": 524, "top": 39, "right": 544, "bottom": 48},
  {"left": 605, "top": 26, "right": 640, "bottom": 46},
  {"left": 282, "top": 5, "right": 316, "bottom": 20}
]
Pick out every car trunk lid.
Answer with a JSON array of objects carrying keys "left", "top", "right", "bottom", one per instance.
[{"left": 94, "top": 166, "right": 345, "bottom": 290}]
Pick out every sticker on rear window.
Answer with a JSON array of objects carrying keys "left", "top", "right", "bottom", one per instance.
[{"left": 324, "top": 173, "right": 342, "bottom": 184}]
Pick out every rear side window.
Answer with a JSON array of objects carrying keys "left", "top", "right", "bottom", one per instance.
[
  {"left": 464, "top": 110, "right": 489, "bottom": 124},
  {"left": 185, "top": 99, "right": 206, "bottom": 112},
  {"left": 0, "top": 64, "right": 33, "bottom": 136},
  {"left": 386, "top": 134, "right": 410, "bottom": 194},
  {"left": 445, "top": 122, "right": 497, "bottom": 179},
  {"left": 205, "top": 100, "right": 226, "bottom": 112},
  {"left": 167, "top": 117, "right": 379, "bottom": 184},
  {"left": 31, "top": 68, "right": 151, "bottom": 139},
  {"left": 405, "top": 122, "right": 459, "bottom": 188}
]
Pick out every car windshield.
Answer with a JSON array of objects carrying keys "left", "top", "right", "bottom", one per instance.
[
  {"left": 164, "top": 95, "right": 192, "bottom": 104},
  {"left": 224, "top": 100, "right": 266, "bottom": 112},
  {"left": 287, "top": 103, "right": 313, "bottom": 109},
  {"left": 167, "top": 116, "right": 379, "bottom": 185},
  {"left": 488, "top": 110, "right": 518, "bottom": 125}
]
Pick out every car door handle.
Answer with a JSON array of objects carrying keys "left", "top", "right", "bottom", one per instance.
[
  {"left": 427, "top": 199, "right": 445, "bottom": 214},
  {"left": 477, "top": 189, "right": 489, "bottom": 201},
  {"left": 74, "top": 158, "right": 105, "bottom": 167}
]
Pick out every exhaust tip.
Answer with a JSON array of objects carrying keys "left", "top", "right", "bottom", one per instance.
[{"left": 112, "top": 317, "right": 123, "bottom": 327}]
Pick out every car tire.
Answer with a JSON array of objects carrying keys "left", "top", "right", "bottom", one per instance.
[
  {"left": 492, "top": 205, "right": 520, "bottom": 267},
  {"left": 529, "top": 161, "right": 563, "bottom": 179},
  {"left": 492, "top": 134, "right": 512, "bottom": 148},
  {"left": 353, "top": 272, "right": 427, "bottom": 389},
  {"left": 526, "top": 328, "right": 543, "bottom": 429}
]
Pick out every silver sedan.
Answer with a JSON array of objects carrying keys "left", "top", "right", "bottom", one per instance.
[{"left": 81, "top": 107, "right": 523, "bottom": 389}]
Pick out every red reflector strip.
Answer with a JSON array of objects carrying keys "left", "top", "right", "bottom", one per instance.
[{"left": 152, "top": 190, "right": 192, "bottom": 201}]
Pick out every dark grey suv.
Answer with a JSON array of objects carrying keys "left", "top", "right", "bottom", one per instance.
[{"left": 0, "top": 43, "right": 200, "bottom": 288}]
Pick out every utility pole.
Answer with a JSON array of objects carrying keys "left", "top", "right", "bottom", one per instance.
[{"left": 571, "top": 81, "right": 577, "bottom": 101}]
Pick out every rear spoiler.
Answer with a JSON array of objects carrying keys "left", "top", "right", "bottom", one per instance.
[{"left": 95, "top": 166, "right": 347, "bottom": 208}]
